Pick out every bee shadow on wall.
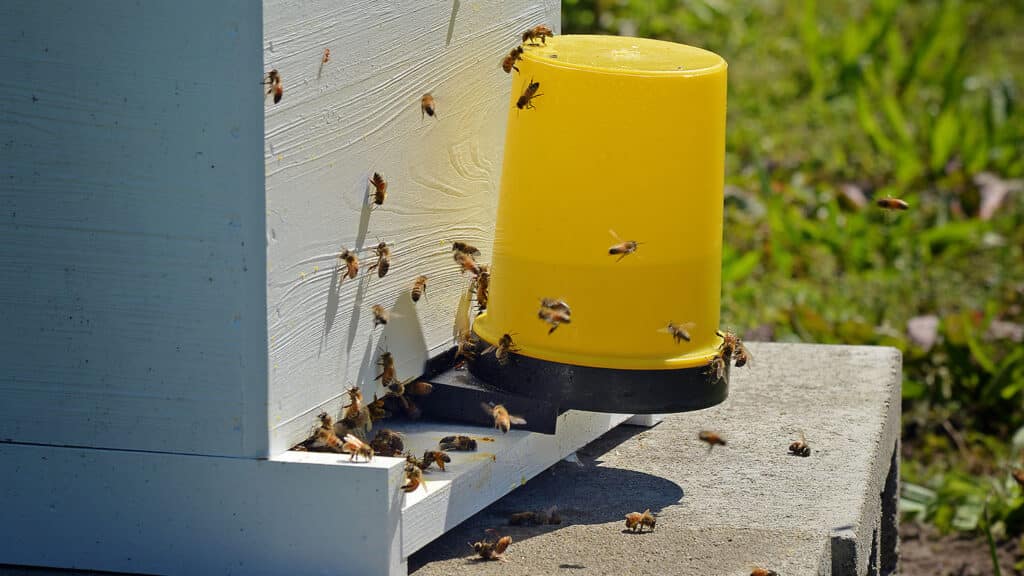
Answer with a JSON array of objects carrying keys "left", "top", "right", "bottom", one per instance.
[
  {"left": 319, "top": 264, "right": 342, "bottom": 356},
  {"left": 345, "top": 275, "right": 371, "bottom": 355},
  {"left": 407, "top": 425, "right": 684, "bottom": 571}
]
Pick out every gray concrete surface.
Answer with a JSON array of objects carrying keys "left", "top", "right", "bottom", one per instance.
[{"left": 408, "top": 343, "right": 901, "bottom": 576}]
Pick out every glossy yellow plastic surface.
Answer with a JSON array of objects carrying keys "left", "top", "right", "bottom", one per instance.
[{"left": 473, "top": 35, "right": 728, "bottom": 370}]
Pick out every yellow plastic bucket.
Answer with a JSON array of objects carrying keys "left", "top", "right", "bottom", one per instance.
[{"left": 471, "top": 35, "right": 729, "bottom": 412}]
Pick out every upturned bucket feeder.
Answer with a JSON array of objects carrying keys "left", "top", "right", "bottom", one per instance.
[{"left": 469, "top": 34, "right": 730, "bottom": 414}]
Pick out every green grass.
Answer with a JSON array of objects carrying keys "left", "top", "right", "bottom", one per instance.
[{"left": 564, "top": 0, "right": 1024, "bottom": 544}]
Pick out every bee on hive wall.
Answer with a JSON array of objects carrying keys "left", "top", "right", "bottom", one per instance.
[
  {"left": 369, "top": 241, "right": 391, "bottom": 278},
  {"left": 421, "top": 93, "right": 436, "bottom": 118},
  {"left": 369, "top": 172, "right": 387, "bottom": 206},
  {"left": 338, "top": 247, "right": 359, "bottom": 281},
  {"left": 411, "top": 275, "right": 428, "bottom": 303},
  {"left": 263, "top": 69, "right": 283, "bottom": 103}
]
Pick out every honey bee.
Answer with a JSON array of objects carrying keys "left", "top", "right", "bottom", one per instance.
[
  {"left": 395, "top": 393, "right": 422, "bottom": 420},
  {"left": 372, "top": 304, "right": 389, "bottom": 327},
  {"left": 474, "top": 265, "right": 490, "bottom": 312},
  {"left": 367, "top": 394, "right": 390, "bottom": 421},
  {"left": 698, "top": 430, "right": 727, "bottom": 448},
  {"left": 342, "top": 387, "right": 363, "bottom": 421},
  {"left": 406, "top": 380, "right": 433, "bottom": 396},
  {"left": 516, "top": 78, "right": 542, "bottom": 111},
  {"left": 402, "top": 462, "right": 427, "bottom": 493},
  {"left": 454, "top": 329, "right": 478, "bottom": 366},
  {"left": 263, "top": 69, "right": 283, "bottom": 104},
  {"left": 482, "top": 402, "right": 527, "bottom": 434},
  {"left": 624, "top": 509, "right": 656, "bottom": 533},
  {"left": 1012, "top": 468, "right": 1024, "bottom": 488},
  {"left": 471, "top": 532, "right": 512, "bottom": 561},
  {"left": 439, "top": 434, "right": 477, "bottom": 451},
  {"left": 342, "top": 433, "right": 374, "bottom": 462},
  {"left": 540, "top": 298, "right": 571, "bottom": 315},
  {"left": 421, "top": 92, "right": 436, "bottom": 118},
  {"left": 423, "top": 450, "right": 451, "bottom": 472},
  {"left": 411, "top": 275, "right": 428, "bottom": 303},
  {"left": 509, "top": 506, "right": 560, "bottom": 526},
  {"left": 661, "top": 321, "right": 694, "bottom": 344},
  {"left": 717, "top": 330, "right": 751, "bottom": 367},
  {"left": 321, "top": 48, "right": 330, "bottom": 64},
  {"left": 369, "top": 241, "right": 391, "bottom": 278},
  {"left": 452, "top": 241, "right": 481, "bottom": 256},
  {"left": 317, "top": 411, "right": 334, "bottom": 431},
  {"left": 501, "top": 45, "right": 524, "bottom": 73},
  {"left": 789, "top": 432, "right": 811, "bottom": 457},
  {"left": 876, "top": 197, "right": 910, "bottom": 210},
  {"left": 538, "top": 306, "right": 571, "bottom": 334},
  {"left": 312, "top": 426, "right": 345, "bottom": 452},
  {"left": 522, "top": 24, "right": 554, "bottom": 45},
  {"left": 339, "top": 247, "right": 359, "bottom": 280},
  {"left": 454, "top": 250, "right": 481, "bottom": 276},
  {"left": 369, "top": 429, "right": 404, "bottom": 457},
  {"left": 482, "top": 333, "right": 519, "bottom": 366},
  {"left": 368, "top": 172, "right": 387, "bottom": 206},
  {"left": 376, "top": 351, "right": 397, "bottom": 387},
  {"left": 751, "top": 569, "right": 779, "bottom": 576},
  {"left": 608, "top": 229, "right": 641, "bottom": 262}
]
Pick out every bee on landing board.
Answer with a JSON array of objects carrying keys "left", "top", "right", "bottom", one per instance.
[
  {"left": 482, "top": 402, "right": 527, "bottom": 434},
  {"left": 402, "top": 462, "right": 427, "bottom": 493},
  {"left": 522, "top": 24, "right": 554, "bottom": 45},
  {"left": 439, "top": 434, "right": 477, "bottom": 451},
  {"left": 410, "top": 450, "right": 451, "bottom": 472},
  {"left": 342, "top": 434, "right": 374, "bottom": 462},
  {"left": 516, "top": 78, "right": 543, "bottom": 111},
  {"left": 368, "top": 241, "right": 391, "bottom": 278},
  {"left": 502, "top": 46, "right": 524, "bottom": 73},
  {"left": 698, "top": 430, "right": 726, "bottom": 448},
  {"left": 660, "top": 321, "right": 695, "bottom": 344},
  {"left": 369, "top": 429, "right": 404, "bottom": 457},
  {"left": 263, "top": 69, "right": 283, "bottom": 104},
  {"left": 789, "top": 432, "right": 811, "bottom": 457},
  {"left": 624, "top": 509, "right": 656, "bottom": 533},
  {"left": 411, "top": 275, "right": 428, "bottom": 303},
  {"left": 471, "top": 531, "right": 512, "bottom": 561},
  {"left": 608, "top": 229, "right": 641, "bottom": 262},
  {"left": 876, "top": 197, "right": 910, "bottom": 211},
  {"left": 338, "top": 247, "right": 359, "bottom": 281},
  {"left": 421, "top": 93, "right": 436, "bottom": 118},
  {"left": 751, "top": 569, "right": 779, "bottom": 576},
  {"left": 482, "top": 333, "right": 519, "bottom": 366},
  {"left": 368, "top": 172, "right": 387, "bottom": 206}
]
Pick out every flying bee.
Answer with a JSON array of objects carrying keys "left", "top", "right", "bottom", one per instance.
[
  {"left": 376, "top": 351, "right": 397, "bottom": 387},
  {"left": 421, "top": 92, "right": 436, "bottom": 118},
  {"left": 369, "top": 242, "right": 391, "bottom": 278},
  {"left": 369, "top": 429, "right": 404, "bottom": 457},
  {"left": 312, "top": 426, "right": 345, "bottom": 452},
  {"left": 789, "top": 432, "right": 811, "bottom": 457},
  {"left": 411, "top": 275, "right": 428, "bottom": 302},
  {"left": 342, "top": 434, "right": 374, "bottom": 462},
  {"left": 482, "top": 402, "right": 527, "bottom": 434},
  {"left": 516, "top": 78, "right": 542, "bottom": 111},
  {"left": 876, "top": 197, "right": 910, "bottom": 211},
  {"left": 624, "top": 509, "right": 656, "bottom": 533},
  {"left": 522, "top": 24, "right": 554, "bottom": 45},
  {"left": 402, "top": 462, "right": 427, "bottom": 493},
  {"left": 698, "top": 430, "right": 727, "bottom": 448},
  {"left": 482, "top": 333, "right": 519, "bottom": 366},
  {"left": 501, "top": 45, "right": 524, "bottom": 73},
  {"left": 454, "top": 250, "right": 481, "bottom": 276},
  {"left": 608, "top": 229, "right": 641, "bottom": 262},
  {"left": 475, "top": 265, "right": 490, "bottom": 312},
  {"left": 751, "top": 569, "right": 779, "bottom": 576},
  {"left": 540, "top": 298, "right": 571, "bottom": 315},
  {"left": 423, "top": 450, "right": 451, "bottom": 472},
  {"left": 471, "top": 532, "right": 512, "bottom": 561},
  {"left": 538, "top": 306, "right": 571, "bottom": 334},
  {"left": 263, "top": 69, "right": 283, "bottom": 103},
  {"left": 439, "top": 434, "right": 477, "bottom": 451},
  {"left": 452, "top": 241, "right": 481, "bottom": 256},
  {"left": 660, "top": 321, "right": 695, "bottom": 344},
  {"left": 368, "top": 172, "right": 387, "bottom": 206},
  {"left": 371, "top": 304, "right": 390, "bottom": 327},
  {"left": 339, "top": 247, "right": 359, "bottom": 280}
]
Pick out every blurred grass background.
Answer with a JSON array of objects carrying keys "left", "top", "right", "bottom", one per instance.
[{"left": 563, "top": 0, "right": 1024, "bottom": 557}]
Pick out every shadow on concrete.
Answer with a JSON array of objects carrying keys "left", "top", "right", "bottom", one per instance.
[{"left": 408, "top": 425, "right": 684, "bottom": 572}]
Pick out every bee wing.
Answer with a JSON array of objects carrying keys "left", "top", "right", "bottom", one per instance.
[
  {"left": 342, "top": 434, "right": 363, "bottom": 447},
  {"left": 481, "top": 344, "right": 497, "bottom": 356},
  {"left": 508, "top": 415, "right": 527, "bottom": 425}
]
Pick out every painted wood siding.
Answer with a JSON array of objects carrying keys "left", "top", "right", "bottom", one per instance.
[
  {"left": 264, "top": 0, "right": 559, "bottom": 453},
  {"left": 0, "top": 1, "right": 268, "bottom": 457}
]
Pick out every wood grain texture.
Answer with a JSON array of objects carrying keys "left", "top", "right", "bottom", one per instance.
[
  {"left": 0, "top": 1, "right": 268, "bottom": 456},
  {"left": 264, "top": 0, "right": 560, "bottom": 454}
]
